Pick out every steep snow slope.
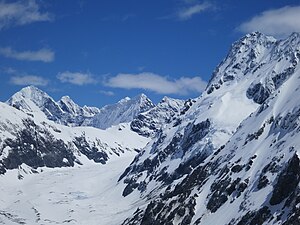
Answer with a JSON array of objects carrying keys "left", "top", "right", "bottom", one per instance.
[
  {"left": 84, "top": 94, "right": 155, "bottom": 129},
  {"left": 120, "top": 32, "right": 300, "bottom": 224},
  {"left": 0, "top": 102, "right": 149, "bottom": 176}
]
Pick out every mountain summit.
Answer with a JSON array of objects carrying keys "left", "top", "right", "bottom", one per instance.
[
  {"left": 7, "top": 86, "right": 100, "bottom": 126},
  {"left": 83, "top": 93, "right": 155, "bottom": 129}
]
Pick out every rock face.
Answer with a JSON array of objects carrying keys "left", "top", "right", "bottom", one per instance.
[
  {"left": 130, "top": 96, "right": 185, "bottom": 137},
  {"left": 120, "top": 32, "right": 300, "bottom": 225}
]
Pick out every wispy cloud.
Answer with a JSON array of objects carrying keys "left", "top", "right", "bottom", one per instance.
[
  {"left": 238, "top": 6, "right": 300, "bottom": 38},
  {"left": 3, "top": 67, "right": 49, "bottom": 86},
  {"left": 99, "top": 90, "right": 115, "bottom": 96},
  {"left": 177, "top": 2, "right": 212, "bottom": 20},
  {"left": 0, "top": 0, "right": 53, "bottom": 30},
  {"left": 105, "top": 72, "right": 207, "bottom": 95},
  {"left": 57, "top": 71, "right": 96, "bottom": 85},
  {"left": 10, "top": 75, "right": 49, "bottom": 86},
  {"left": 0, "top": 47, "right": 54, "bottom": 62}
]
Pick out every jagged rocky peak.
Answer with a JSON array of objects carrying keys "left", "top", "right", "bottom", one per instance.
[
  {"left": 116, "top": 93, "right": 154, "bottom": 109},
  {"left": 273, "top": 32, "right": 300, "bottom": 60},
  {"left": 83, "top": 93, "right": 155, "bottom": 130},
  {"left": 7, "top": 86, "right": 64, "bottom": 121},
  {"left": 7, "top": 85, "right": 54, "bottom": 108},
  {"left": 58, "top": 95, "right": 81, "bottom": 115},
  {"left": 207, "top": 32, "right": 277, "bottom": 93},
  {"left": 6, "top": 86, "right": 102, "bottom": 126},
  {"left": 206, "top": 32, "right": 300, "bottom": 105},
  {"left": 237, "top": 31, "right": 276, "bottom": 47},
  {"left": 10, "top": 85, "right": 49, "bottom": 100},
  {"left": 132, "top": 93, "right": 155, "bottom": 110},
  {"left": 58, "top": 95, "right": 101, "bottom": 118},
  {"left": 159, "top": 96, "right": 184, "bottom": 108},
  {"left": 130, "top": 96, "right": 185, "bottom": 137},
  {"left": 226, "top": 31, "right": 277, "bottom": 62}
]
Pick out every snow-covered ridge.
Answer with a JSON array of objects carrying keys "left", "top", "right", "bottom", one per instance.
[
  {"left": 120, "top": 32, "right": 300, "bottom": 224},
  {"left": 6, "top": 86, "right": 100, "bottom": 126},
  {"left": 6, "top": 86, "right": 156, "bottom": 129},
  {"left": 207, "top": 31, "right": 300, "bottom": 102}
]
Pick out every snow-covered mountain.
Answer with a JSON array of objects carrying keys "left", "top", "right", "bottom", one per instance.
[
  {"left": 7, "top": 86, "right": 100, "bottom": 126},
  {"left": 7, "top": 86, "right": 155, "bottom": 130},
  {"left": 119, "top": 32, "right": 300, "bottom": 224},
  {"left": 1, "top": 32, "right": 300, "bottom": 225},
  {"left": 130, "top": 96, "right": 186, "bottom": 137},
  {"left": 0, "top": 101, "right": 149, "bottom": 176},
  {"left": 83, "top": 94, "right": 155, "bottom": 129}
]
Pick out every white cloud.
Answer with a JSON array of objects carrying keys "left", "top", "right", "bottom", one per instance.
[
  {"left": 177, "top": 2, "right": 212, "bottom": 20},
  {"left": 105, "top": 72, "right": 207, "bottom": 95},
  {"left": 238, "top": 6, "right": 300, "bottom": 38},
  {"left": 57, "top": 71, "right": 96, "bottom": 85},
  {"left": 0, "top": 0, "right": 53, "bottom": 29},
  {"left": 10, "top": 75, "right": 49, "bottom": 86},
  {"left": 0, "top": 47, "right": 54, "bottom": 62}
]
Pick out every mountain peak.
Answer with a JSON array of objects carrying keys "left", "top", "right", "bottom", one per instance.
[
  {"left": 85, "top": 93, "right": 154, "bottom": 129},
  {"left": 60, "top": 95, "right": 72, "bottom": 102},
  {"left": 136, "top": 93, "right": 147, "bottom": 99},
  {"left": 118, "top": 96, "right": 131, "bottom": 103},
  {"left": 58, "top": 95, "right": 81, "bottom": 115},
  {"left": 206, "top": 32, "right": 278, "bottom": 93},
  {"left": 231, "top": 31, "right": 276, "bottom": 54},
  {"left": 7, "top": 85, "right": 53, "bottom": 110},
  {"left": 132, "top": 93, "right": 147, "bottom": 101},
  {"left": 132, "top": 93, "right": 154, "bottom": 106},
  {"left": 15, "top": 85, "right": 49, "bottom": 99},
  {"left": 243, "top": 31, "right": 276, "bottom": 41}
]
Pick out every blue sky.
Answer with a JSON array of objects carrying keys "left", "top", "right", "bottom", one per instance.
[{"left": 0, "top": 0, "right": 300, "bottom": 107}]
